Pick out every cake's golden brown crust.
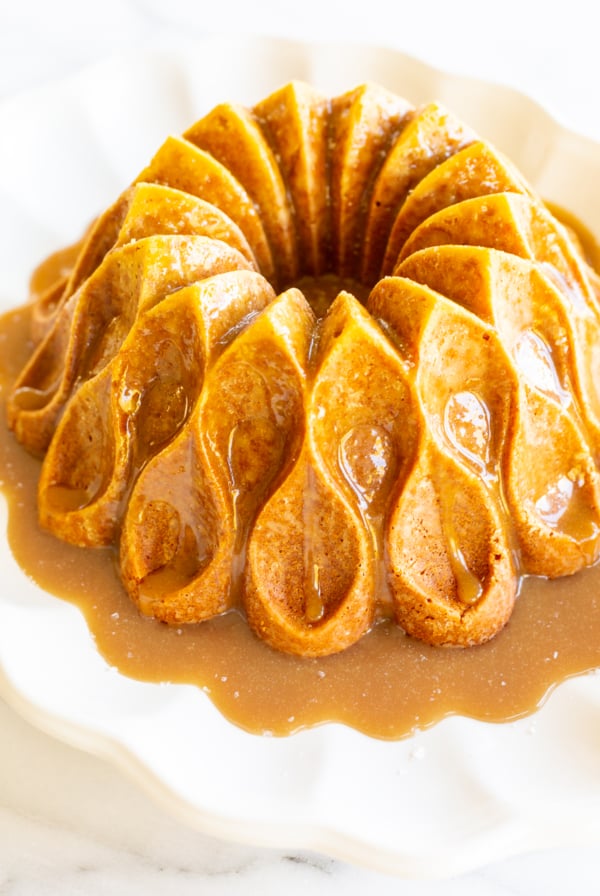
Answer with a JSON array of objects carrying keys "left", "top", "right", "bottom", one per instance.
[
  {"left": 8, "top": 81, "right": 600, "bottom": 656},
  {"left": 9, "top": 234, "right": 254, "bottom": 456},
  {"left": 121, "top": 286, "right": 313, "bottom": 623},
  {"left": 38, "top": 270, "right": 274, "bottom": 546},
  {"left": 254, "top": 82, "right": 330, "bottom": 277},
  {"left": 361, "top": 102, "right": 476, "bottom": 283},
  {"left": 184, "top": 104, "right": 298, "bottom": 287},
  {"left": 138, "top": 136, "right": 275, "bottom": 280}
]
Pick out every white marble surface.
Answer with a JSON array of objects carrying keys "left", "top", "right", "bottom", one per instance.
[{"left": 1, "top": 0, "right": 600, "bottom": 891}]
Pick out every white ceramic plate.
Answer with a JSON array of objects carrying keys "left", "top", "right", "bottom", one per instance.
[{"left": 2, "top": 36, "right": 600, "bottom": 879}]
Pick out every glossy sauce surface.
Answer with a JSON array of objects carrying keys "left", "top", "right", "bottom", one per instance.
[{"left": 2, "top": 301, "right": 600, "bottom": 739}]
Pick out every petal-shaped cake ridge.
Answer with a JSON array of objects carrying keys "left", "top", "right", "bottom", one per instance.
[
  {"left": 32, "top": 182, "right": 259, "bottom": 342},
  {"left": 120, "top": 287, "right": 313, "bottom": 624},
  {"left": 8, "top": 81, "right": 600, "bottom": 656},
  {"left": 386, "top": 255, "right": 600, "bottom": 576},
  {"left": 184, "top": 103, "right": 298, "bottom": 288},
  {"left": 361, "top": 102, "right": 476, "bottom": 283},
  {"left": 253, "top": 81, "right": 330, "bottom": 277},
  {"left": 138, "top": 135, "right": 275, "bottom": 280},
  {"left": 383, "top": 140, "right": 533, "bottom": 274},
  {"left": 505, "top": 386, "right": 600, "bottom": 575},
  {"left": 31, "top": 177, "right": 255, "bottom": 342},
  {"left": 368, "top": 276, "right": 517, "bottom": 645},
  {"left": 37, "top": 270, "right": 274, "bottom": 546},
  {"left": 328, "top": 83, "right": 413, "bottom": 280},
  {"left": 398, "top": 245, "right": 600, "bottom": 450},
  {"left": 8, "top": 234, "right": 253, "bottom": 456},
  {"left": 397, "top": 191, "right": 598, "bottom": 311},
  {"left": 245, "top": 291, "right": 413, "bottom": 656},
  {"left": 114, "top": 183, "right": 257, "bottom": 261}
]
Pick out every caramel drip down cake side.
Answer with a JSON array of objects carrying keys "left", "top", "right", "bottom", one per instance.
[
  {"left": 8, "top": 234, "right": 253, "bottom": 457},
  {"left": 397, "top": 245, "right": 600, "bottom": 573},
  {"left": 37, "top": 271, "right": 274, "bottom": 547},
  {"left": 367, "top": 278, "right": 518, "bottom": 645},
  {"left": 120, "top": 287, "right": 313, "bottom": 623},
  {"left": 7, "top": 80, "right": 600, "bottom": 657},
  {"left": 245, "top": 291, "right": 418, "bottom": 656}
]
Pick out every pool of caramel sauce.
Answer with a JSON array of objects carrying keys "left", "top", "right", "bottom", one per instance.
[{"left": 3, "top": 247, "right": 600, "bottom": 739}]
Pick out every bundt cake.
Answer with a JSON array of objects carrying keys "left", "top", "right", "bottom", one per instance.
[{"left": 7, "top": 81, "right": 600, "bottom": 657}]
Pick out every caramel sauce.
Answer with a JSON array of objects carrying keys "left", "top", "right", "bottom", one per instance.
[{"left": 2, "top": 304, "right": 600, "bottom": 739}]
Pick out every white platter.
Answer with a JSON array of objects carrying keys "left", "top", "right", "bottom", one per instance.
[{"left": 1, "top": 36, "right": 600, "bottom": 879}]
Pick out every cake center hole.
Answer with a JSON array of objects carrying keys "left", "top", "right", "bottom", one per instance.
[{"left": 290, "top": 274, "right": 371, "bottom": 318}]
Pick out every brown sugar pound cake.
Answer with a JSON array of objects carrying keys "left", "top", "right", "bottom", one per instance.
[{"left": 7, "top": 81, "right": 600, "bottom": 657}]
